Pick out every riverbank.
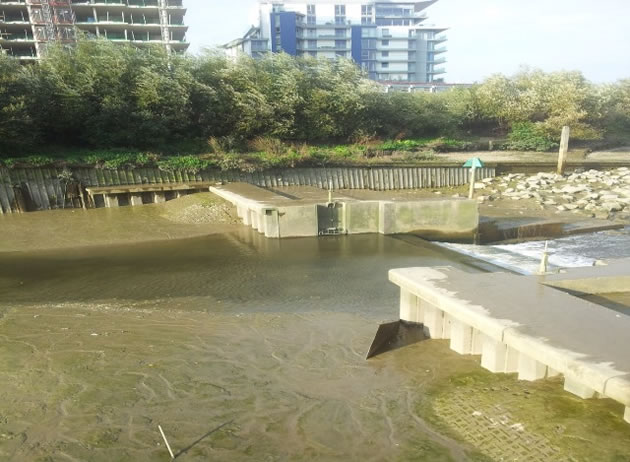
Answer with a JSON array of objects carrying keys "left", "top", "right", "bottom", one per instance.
[{"left": 0, "top": 193, "right": 240, "bottom": 253}]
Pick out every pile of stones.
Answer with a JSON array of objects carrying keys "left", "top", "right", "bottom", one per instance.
[{"left": 473, "top": 167, "right": 630, "bottom": 220}]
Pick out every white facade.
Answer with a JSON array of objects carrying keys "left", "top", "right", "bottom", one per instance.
[{"left": 223, "top": 0, "right": 447, "bottom": 83}]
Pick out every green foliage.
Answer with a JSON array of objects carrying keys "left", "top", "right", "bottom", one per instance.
[
  {"left": 0, "top": 54, "right": 38, "bottom": 153},
  {"left": 380, "top": 139, "right": 423, "bottom": 151},
  {"left": 157, "top": 155, "right": 216, "bottom": 173},
  {"left": 506, "top": 122, "right": 559, "bottom": 151},
  {"left": 0, "top": 39, "right": 627, "bottom": 160}
]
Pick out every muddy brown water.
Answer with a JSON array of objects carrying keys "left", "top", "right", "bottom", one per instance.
[
  {"left": 2, "top": 207, "right": 630, "bottom": 461},
  {"left": 0, "top": 229, "right": 493, "bottom": 462}
]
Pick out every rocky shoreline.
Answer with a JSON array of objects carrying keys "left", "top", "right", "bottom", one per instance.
[{"left": 474, "top": 167, "right": 630, "bottom": 223}]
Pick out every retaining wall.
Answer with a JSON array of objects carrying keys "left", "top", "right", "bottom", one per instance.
[{"left": 0, "top": 166, "right": 495, "bottom": 214}]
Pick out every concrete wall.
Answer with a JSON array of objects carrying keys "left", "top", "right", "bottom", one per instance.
[
  {"left": 277, "top": 205, "right": 319, "bottom": 237},
  {"left": 344, "top": 201, "right": 381, "bottom": 234},
  {"left": 378, "top": 199, "right": 479, "bottom": 240}
]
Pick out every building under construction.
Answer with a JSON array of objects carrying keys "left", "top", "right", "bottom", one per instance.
[{"left": 0, "top": 0, "right": 188, "bottom": 61}]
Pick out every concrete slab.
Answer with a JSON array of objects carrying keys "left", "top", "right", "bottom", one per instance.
[
  {"left": 542, "top": 258, "right": 630, "bottom": 295},
  {"left": 389, "top": 266, "right": 630, "bottom": 423}
]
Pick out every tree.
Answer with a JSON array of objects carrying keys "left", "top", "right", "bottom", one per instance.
[{"left": 0, "top": 54, "right": 37, "bottom": 154}]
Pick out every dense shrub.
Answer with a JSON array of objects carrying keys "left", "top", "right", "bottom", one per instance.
[
  {"left": 506, "top": 122, "right": 559, "bottom": 151},
  {"left": 0, "top": 40, "right": 628, "bottom": 159}
]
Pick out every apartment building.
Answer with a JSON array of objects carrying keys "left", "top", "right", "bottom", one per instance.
[
  {"left": 223, "top": 0, "right": 447, "bottom": 82},
  {"left": 0, "top": 0, "right": 188, "bottom": 61}
]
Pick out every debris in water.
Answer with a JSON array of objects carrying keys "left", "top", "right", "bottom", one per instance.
[{"left": 158, "top": 425, "right": 175, "bottom": 460}]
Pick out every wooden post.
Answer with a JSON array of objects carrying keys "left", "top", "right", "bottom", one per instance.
[
  {"left": 557, "top": 126, "right": 570, "bottom": 175},
  {"left": 468, "top": 165, "right": 476, "bottom": 200}
]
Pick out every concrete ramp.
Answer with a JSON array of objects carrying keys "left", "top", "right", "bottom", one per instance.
[
  {"left": 210, "top": 183, "right": 479, "bottom": 241},
  {"left": 389, "top": 266, "right": 630, "bottom": 424}
]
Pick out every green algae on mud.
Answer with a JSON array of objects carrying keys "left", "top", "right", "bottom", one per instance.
[{"left": 422, "top": 370, "right": 630, "bottom": 462}]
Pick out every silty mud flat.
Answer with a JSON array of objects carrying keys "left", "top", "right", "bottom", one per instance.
[
  {"left": 1, "top": 210, "right": 630, "bottom": 460},
  {"left": 0, "top": 231, "right": 488, "bottom": 461}
]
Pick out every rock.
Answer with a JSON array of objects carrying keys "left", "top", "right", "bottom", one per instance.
[
  {"left": 564, "top": 204, "right": 579, "bottom": 211},
  {"left": 562, "top": 185, "right": 586, "bottom": 194},
  {"left": 601, "top": 194, "right": 620, "bottom": 201},
  {"left": 505, "top": 188, "right": 515, "bottom": 193},
  {"left": 562, "top": 195, "right": 575, "bottom": 202},
  {"left": 482, "top": 178, "right": 494, "bottom": 183},
  {"left": 602, "top": 202, "right": 624, "bottom": 212},
  {"left": 543, "top": 200, "right": 557, "bottom": 205},
  {"left": 474, "top": 183, "right": 486, "bottom": 190},
  {"left": 556, "top": 205, "right": 567, "bottom": 211}
]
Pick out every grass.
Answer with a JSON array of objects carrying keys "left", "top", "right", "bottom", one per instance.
[
  {"left": 0, "top": 138, "right": 455, "bottom": 171},
  {"left": 1, "top": 133, "right": 623, "bottom": 172}
]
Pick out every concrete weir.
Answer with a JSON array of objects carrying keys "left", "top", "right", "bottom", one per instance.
[
  {"left": 210, "top": 183, "right": 479, "bottom": 240},
  {"left": 389, "top": 264, "right": 630, "bottom": 424}
]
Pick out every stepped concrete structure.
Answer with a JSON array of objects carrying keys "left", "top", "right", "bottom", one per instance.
[
  {"left": 0, "top": 0, "right": 188, "bottom": 61},
  {"left": 210, "top": 183, "right": 479, "bottom": 240},
  {"left": 389, "top": 261, "right": 630, "bottom": 424}
]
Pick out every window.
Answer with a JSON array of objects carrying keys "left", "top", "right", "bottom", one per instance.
[
  {"left": 335, "top": 29, "right": 345, "bottom": 37},
  {"left": 382, "top": 28, "right": 391, "bottom": 37},
  {"left": 381, "top": 51, "right": 389, "bottom": 57},
  {"left": 361, "top": 28, "right": 376, "bottom": 38},
  {"left": 382, "top": 39, "right": 389, "bottom": 46},
  {"left": 336, "top": 51, "right": 346, "bottom": 57},
  {"left": 361, "top": 38, "right": 376, "bottom": 49},
  {"left": 335, "top": 4, "right": 346, "bottom": 24},
  {"left": 382, "top": 62, "right": 389, "bottom": 68},
  {"left": 361, "top": 4, "right": 373, "bottom": 24},
  {"left": 335, "top": 39, "right": 346, "bottom": 49},
  {"left": 307, "top": 4, "right": 316, "bottom": 25},
  {"left": 307, "top": 40, "right": 317, "bottom": 49}
]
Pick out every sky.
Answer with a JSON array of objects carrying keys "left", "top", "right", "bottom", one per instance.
[{"left": 185, "top": 0, "right": 630, "bottom": 83}]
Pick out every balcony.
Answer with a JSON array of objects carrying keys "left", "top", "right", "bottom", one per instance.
[
  {"left": 428, "top": 35, "right": 447, "bottom": 43},
  {"left": 298, "top": 45, "right": 350, "bottom": 51},
  {"left": 0, "top": 31, "right": 34, "bottom": 42},
  {"left": 428, "top": 57, "right": 446, "bottom": 65},
  {"left": 432, "top": 46, "right": 447, "bottom": 54},
  {"left": 428, "top": 67, "right": 446, "bottom": 74},
  {"left": 0, "top": 15, "right": 28, "bottom": 24}
]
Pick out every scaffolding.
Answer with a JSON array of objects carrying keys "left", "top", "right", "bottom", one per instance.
[{"left": 26, "top": 0, "right": 75, "bottom": 57}]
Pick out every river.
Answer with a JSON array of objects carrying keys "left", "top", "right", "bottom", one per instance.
[{"left": 1, "top": 208, "right": 629, "bottom": 461}]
